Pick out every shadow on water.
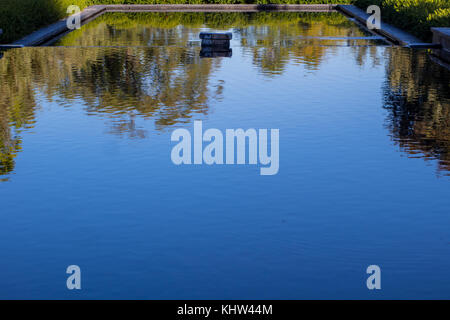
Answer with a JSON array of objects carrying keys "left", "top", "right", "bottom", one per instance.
[{"left": 0, "top": 12, "right": 449, "bottom": 178}]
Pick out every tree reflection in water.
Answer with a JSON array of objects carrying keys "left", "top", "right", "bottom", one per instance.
[{"left": 0, "top": 12, "right": 449, "bottom": 178}]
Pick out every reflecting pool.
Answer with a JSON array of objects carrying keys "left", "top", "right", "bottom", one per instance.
[{"left": 0, "top": 12, "right": 449, "bottom": 299}]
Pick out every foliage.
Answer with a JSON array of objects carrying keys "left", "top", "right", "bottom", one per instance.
[
  {"left": 353, "top": 0, "right": 450, "bottom": 40},
  {"left": 0, "top": 12, "right": 374, "bottom": 175}
]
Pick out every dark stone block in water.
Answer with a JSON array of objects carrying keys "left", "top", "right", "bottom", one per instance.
[
  {"left": 200, "top": 48, "right": 232, "bottom": 58},
  {"left": 201, "top": 39, "right": 230, "bottom": 48},
  {"left": 199, "top": 32, "right": 232, "bottom": 40}
]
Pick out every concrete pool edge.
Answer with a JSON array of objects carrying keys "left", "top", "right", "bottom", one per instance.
[
  {"left": 103, "top": 4, "right": 337, "bottom": 12},
  {"left": 11, "top": 4, "right": 337, "bottom": 47},
  {"left": 432, "top": 28, "right": 450, "bottom": 63}
]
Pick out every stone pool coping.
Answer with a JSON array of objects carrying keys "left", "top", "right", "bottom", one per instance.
[
  {"left": 337, "top": 5, "right": 425, "bottom": 47},
  {"left": 9, "top": 4, "right": 427, "bottom": 48}
]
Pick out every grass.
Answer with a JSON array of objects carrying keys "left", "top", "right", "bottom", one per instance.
[{"left": 0, "top": 0, "right": 449, "bottom": 43}]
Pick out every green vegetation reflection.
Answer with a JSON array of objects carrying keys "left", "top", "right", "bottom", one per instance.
[{"left": 0, "top": 12, "right": 449, "bottom": 179}]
